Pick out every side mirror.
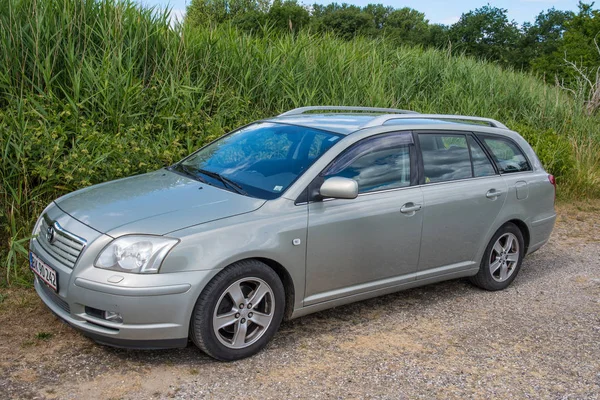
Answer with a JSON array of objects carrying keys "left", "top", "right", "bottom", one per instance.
[{"left": 319, "top": 177, "right": 358, "bottom": 200}]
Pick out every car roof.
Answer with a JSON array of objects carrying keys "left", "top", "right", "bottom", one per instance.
[
  {"left": 265, "top": 113, "right": 508, "bottom": 135},
  {"left": 265, "top": 114, "right": 381, "bottom": 135}
]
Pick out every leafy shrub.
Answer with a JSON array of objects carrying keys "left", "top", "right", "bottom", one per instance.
[
  {"left": 512, "top": 123, "right": 575, "bottom": 183},
  {"left": 1, "top": 0, "right": 599, "bottom": 286}
]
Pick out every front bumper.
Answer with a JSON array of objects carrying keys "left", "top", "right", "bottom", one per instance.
[
  {"left": 30, "top": 206, "right": 219, "bottom": 349},
  {"left": 34, "top": 277, "right": 189, "bottom": 349}
]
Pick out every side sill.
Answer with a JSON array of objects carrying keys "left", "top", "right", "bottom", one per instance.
[
  {"left": 291, "top": 267, "right": 479, "bottom": 320},
  {"left": 303, "top": 261, "right": 476, "bottom": 306}
]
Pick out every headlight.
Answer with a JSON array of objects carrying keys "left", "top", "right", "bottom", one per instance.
[
  {"left": 32, "top": 215, "right": 44, "bottom": 236},
  {"left": 95, "top": 236, "right": 179, "bottom": 274}
]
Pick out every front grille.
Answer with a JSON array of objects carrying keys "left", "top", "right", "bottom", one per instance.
[
  {"left": 37, "top": 277, "right": 71, "bottom": 314},
  {"left": 37, "top": 216, "right": 86, "bottom": 268}
]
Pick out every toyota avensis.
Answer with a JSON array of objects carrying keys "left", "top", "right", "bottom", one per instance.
[{"left": 30, "top": 107, "right": 557, "bottom": 361}]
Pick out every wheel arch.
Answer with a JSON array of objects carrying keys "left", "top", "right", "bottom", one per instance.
[
  {"left": 238, "top": 257, "right": 296, "bottom": 321},
  {"left": 506, "top": 219, "right": 530, "bottom": 255}
]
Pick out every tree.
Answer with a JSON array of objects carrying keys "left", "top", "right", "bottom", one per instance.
[
  {"left": 267, "top": 0, "right": 310, "bottom": 33},
  {"left": 384, "top": 7, "right": 429, "bottom": 46},
  {"left": 525, "top": 8, "right": 574, "bottom": 74},
  {"left": 186, "top": 0, "right": 264, "bottom": 27},
  {"left": 363, "top": 4, "right": 393, "bottom": 30},
  {"left": 427, "top": 23, "right": 451, "bottom": 49},
  {"left": 559, "top": 2, "right": 600, "bottom": 70},
  {"left": 524, "top": 2, "right": 600, "bottom": 82},
  {"left": 232, "top": 10, "right": 267, "bottom": 33},
  {"left": 311, "top": 3, "right": 374, "bottom": 40},
  {"left": 449, "top": 5, "right": 522, "bottom": 66}
]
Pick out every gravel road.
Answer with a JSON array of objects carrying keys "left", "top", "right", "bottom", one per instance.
[{"left": 1, "top": 202, "right": 599, "bottom": 399}]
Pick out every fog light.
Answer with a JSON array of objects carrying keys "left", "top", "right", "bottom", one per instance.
[{"left": 104, "top": 310, "right": 123, "bottom": 323}]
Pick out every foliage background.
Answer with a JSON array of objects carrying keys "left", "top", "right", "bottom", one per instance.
[
  {"left": 186, "top": 1, "right": 600, "bottom": 83},
  {"left": 1, "top": 0, "right": 599, "bottom": 286}
]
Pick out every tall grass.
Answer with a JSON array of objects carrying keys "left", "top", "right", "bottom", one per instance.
[{"left": 1, "top": 0, "right": 599, "bottom": 286}]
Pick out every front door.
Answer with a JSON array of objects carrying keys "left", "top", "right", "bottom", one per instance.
[{"left": 304, "top": 131, "right": 424, "bottom": 305}]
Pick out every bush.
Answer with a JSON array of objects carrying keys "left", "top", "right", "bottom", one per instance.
[
  {"left": 512, "top": 123, "right": 575, "bottom": 182},
  {"left": 1, "top": 0, "right": 599, "bottom": 286}
]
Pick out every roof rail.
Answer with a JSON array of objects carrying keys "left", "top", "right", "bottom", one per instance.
[
  {"left": 361, "top": 114, "right": 509, "bottom": 129},
  {"left": 278, "top": 106, "right": 418, "bottom": 117}
]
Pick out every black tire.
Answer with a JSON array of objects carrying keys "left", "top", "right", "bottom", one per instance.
[
  {"left": 190, "top": 260, "right": 285, "bottom": 361},
  {"left": 470, "top": 223, "right": 525, "bottom": 291}
]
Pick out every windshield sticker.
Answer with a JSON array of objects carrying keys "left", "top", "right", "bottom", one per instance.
[
  {"left": 273, "top": 185, "right": 283, "bottom": 192},
  {"left": 328, "top": 136, "right": 340, "bottom": 142}
]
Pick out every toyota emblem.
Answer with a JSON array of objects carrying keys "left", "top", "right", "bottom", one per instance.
[{"left": 46, "top": 225, "right": 55, "bottom": 243}]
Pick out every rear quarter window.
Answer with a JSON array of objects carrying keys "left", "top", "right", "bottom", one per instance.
[{"left": 480, "top": 136, "right": 531, "bottom": 173}]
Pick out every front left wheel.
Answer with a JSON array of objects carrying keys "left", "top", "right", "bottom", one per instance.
[{"left": 190, "top": 260, "right": 285, "bottom": 361}]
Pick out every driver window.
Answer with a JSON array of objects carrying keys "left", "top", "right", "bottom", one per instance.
[{"left": 323, "top": 132, "right": 413, "bottom": 194}]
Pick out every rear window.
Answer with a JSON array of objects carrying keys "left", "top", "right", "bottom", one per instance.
[
  {"left": 480, "top": 136, "right": 531, "bottom": 173},
  {"left": 419, "top": 133, "right": 471, "bottom": 183}
]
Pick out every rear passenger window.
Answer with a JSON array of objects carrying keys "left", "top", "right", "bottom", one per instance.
[
  {"left": 419, "top": 134, "right": 471, "bottom": 183},
  {"left": 324, "top": 132, "right": 412, "bottom": 193},
  {"left": 481, "top": 136, "right": 531, "bottom": 173},
  {"left": 468, "top": 136, "right": 496, "bottom": 177}
]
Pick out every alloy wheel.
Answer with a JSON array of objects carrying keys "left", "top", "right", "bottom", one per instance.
[
  {"left": 212, "top": 277, "right": 275, "bottom": 349},
  {"left": 489, "top": 232, "right": 520, "bottom": 282}
]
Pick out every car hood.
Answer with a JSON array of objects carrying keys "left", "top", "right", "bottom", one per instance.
[{"left": 55, "top": 169, "right": 266, "bottom": 237}]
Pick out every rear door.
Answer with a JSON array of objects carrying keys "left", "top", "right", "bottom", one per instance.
[
  {"left": 304, "top": 132, "right": 424, "bottom": 305},
  {"left": 416, "top": 132, "right": 507, "bottom": 276}
]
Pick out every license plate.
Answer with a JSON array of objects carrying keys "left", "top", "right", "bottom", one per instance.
[{"left": 30, "top": 252, "right": 58, "bottom": 291}]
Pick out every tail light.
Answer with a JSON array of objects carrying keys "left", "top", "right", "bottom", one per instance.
[{"left": 548, "top": 174, "right": 556, "bottom": 204}]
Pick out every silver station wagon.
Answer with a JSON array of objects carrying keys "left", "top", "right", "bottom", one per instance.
[{"left": 30, "top": 107, "right": 557, "bottom": 361}]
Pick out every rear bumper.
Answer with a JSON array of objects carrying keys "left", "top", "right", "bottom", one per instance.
[{"left": 528, "top": 213, "right": 557, "bottom": 254}]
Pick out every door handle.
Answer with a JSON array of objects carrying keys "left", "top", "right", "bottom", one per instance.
[
  {"left": 400, "top": 203, "right": 422, "bottom": 214},
  {"left": 486, "top": 189, "right": 503, "bottom": 199}
]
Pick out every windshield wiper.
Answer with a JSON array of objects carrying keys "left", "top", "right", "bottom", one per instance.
[
  {"left": 196, "top": 169, "right": 248, "bottom": 196},
  {"left": 173, "top": 164, "right": 207, "bottom": 183}
]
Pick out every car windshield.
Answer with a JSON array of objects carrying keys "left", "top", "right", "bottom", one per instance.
[{"left": 174, "top": 122, "right": 343, "bottom": 199}]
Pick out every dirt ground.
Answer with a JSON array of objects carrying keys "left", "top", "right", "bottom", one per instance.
[{"left": 1, "top": 200, "right": 599, "bottom": 399}]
